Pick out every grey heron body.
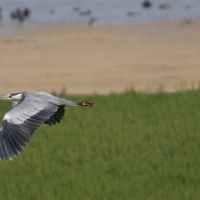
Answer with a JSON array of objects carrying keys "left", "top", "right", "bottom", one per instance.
[{"left": 0, "top": 91, "right": 94, "bottom": 161}]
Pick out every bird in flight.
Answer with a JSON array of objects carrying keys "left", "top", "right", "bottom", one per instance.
[{"left": 0, "top": 91, "right": 94, "bottom": 161}]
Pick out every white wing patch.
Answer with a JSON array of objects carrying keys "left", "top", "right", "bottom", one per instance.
[{"left": 3, "top": 113, "right": 11, "bottom": 121}]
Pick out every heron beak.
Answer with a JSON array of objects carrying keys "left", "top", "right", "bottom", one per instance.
[{"left": 0, "top": 95, "right": 11, "bottom": 101}]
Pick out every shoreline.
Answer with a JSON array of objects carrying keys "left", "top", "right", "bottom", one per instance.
[{"left": 0, "top": 20, "right": 200, "bottom": 95}]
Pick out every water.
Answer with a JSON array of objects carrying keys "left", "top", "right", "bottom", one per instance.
[{"left": 0, "top": 0, "right": 199, "bottom": 34}]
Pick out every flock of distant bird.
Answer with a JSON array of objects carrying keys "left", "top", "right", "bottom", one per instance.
[
  {"left": 0, "top": 7, "right": 31, "bottom": 22},
  {"left": 140, "top": 0, "right": 192, "bottom": 10},
  {"left": 126, "top": 1, "right": 193, "bottom": 18},
  {"left": 71, "top": 7, "right": 96, "bottom": 27},
  {"left": 10, "top": 8, "right": 30, "bottom": 22},
  {"left": 0, "top": 1, "right": 193, "bottom": 27}
]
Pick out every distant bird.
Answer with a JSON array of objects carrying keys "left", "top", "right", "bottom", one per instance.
[
  {"left": 182, "top": 19, "right": 192, "bottom": 25},
  {"left": 0, "top": 91, "right": 94, "bottom": 161},
  {"left": 10, "top": 10, "right": 17, "bottom": 19},
  {"left": 126, "top": 11, "right": 140, "bottom": 17},
  {"left": 79, "top": 9, "right": 91, "bottom": 16},
  {"left": 126, "top": 11, "right": 134, "bottom": 17},
  {"left": 88, "top": 17, "right": 97, "bottom": 27},
  {"left": 23, "top": 7, "right": 30, "bottom": 18},
  {"left": 49, "top": 9, "right": 55, "bottom": 15},
  {"left": 142, "top": 1, "right": 152, "bottom": 8},
  {"left": 184, "top": 5, "right": 193, "bottom": 10},
  {"left": 10, "top": 8, "right": 24, "bottom": 22},
  {"left": 72, "top": 6, "right": 81, "bottom": 12},
  {"left": 158, "top": 3, "right": 171, "bottom": 9}
]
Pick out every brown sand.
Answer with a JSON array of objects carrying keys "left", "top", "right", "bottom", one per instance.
[{"left": 0, "top": 20, "right": 200, "bottom": 95}]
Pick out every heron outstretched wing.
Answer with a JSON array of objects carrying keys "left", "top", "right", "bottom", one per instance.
[{"left": 0, "top": 97, "right": 58, "bottom": 160}]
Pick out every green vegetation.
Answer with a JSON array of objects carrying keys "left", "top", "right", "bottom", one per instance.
[{"left": 0, "top": 89, "right": 200, "bottom": 200}]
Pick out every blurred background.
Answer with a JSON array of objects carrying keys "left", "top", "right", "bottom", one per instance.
[
  {"left": 0, "top": 0, "right": 200, "bottom": 27},
  {"left": 0, "top": 0, "right": 199, "bottom": 94},
  {"left": 0, "top": 0, "right": 200, "bottom": 200},
  {"left": 0, "top": 0, "right": 200, "bottom": 94}
]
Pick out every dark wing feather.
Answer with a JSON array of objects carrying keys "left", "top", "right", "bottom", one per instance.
[
  {"left": 0, "top": 97, "right": 58, "bottom": 161},
  {"left": 44, "top": 105, "right": 65, "bottom": 125}
]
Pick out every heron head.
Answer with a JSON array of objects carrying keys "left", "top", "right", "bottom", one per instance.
[{"left": 0, "top": 92, "right": 22, "bottom": 101}]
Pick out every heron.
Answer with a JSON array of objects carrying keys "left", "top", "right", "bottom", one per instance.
[{"left": 0, "top": 91, "right": 94, "bottom": 161}]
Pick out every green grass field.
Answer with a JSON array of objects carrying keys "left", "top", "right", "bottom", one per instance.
[{"left": 0, "top": 90, "right": 200, "bottom": 200}]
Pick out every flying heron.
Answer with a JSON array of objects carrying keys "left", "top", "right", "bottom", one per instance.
[{"left": 0, "top": 91, "right": 94, "bottom": 161}]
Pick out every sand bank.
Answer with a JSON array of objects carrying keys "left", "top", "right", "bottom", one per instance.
[{"left": 0, "top": 20, "right": 200, "bottom": 95}]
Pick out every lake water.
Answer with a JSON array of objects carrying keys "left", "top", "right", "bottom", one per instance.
[{"left": 0, "top": 0, "right": 199, "bottom": 34}]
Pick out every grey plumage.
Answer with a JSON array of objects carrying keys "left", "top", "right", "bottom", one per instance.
[{"left": 0, "top": 91, "right": 94, "bottom": 161}]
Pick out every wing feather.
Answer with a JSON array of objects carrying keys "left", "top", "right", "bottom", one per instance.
[
  {"left": 0, "top": 144, "right": 3, "bottom": 160},
  {"left": 0, "top": 133, "right": 8, "bottom": 160},
  {"left": 0, "top": 96, "right": 58, "bottom": 160},
  {"left": 44, "top": 105, "right": 65, "bottom": 126}
]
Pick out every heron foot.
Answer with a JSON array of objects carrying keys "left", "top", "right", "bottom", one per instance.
[{"left": 77, "top": 101, "right": 95, "bottom": 107}]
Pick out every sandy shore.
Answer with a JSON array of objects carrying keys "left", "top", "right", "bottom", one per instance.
[{"left": 0, "top": 20, "right": 200, "bottom": 95}]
